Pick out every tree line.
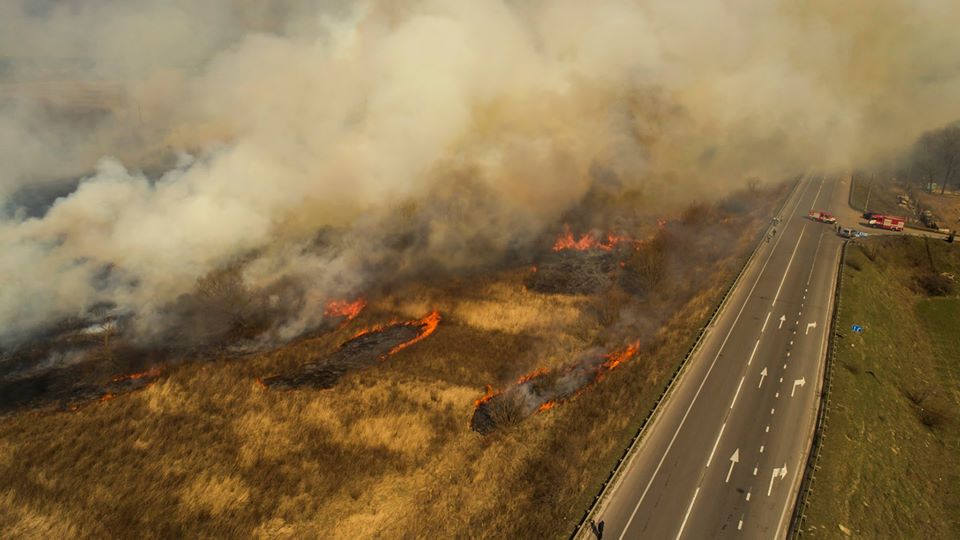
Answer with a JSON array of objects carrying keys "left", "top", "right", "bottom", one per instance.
[{"left": 907, "top": 122, "right": 960, "bottom": 195}]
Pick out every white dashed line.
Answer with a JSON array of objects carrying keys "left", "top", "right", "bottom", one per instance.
[
  {"left": 676, "top": 487, "right": 700, "bottom": 540},
  {"left": 731, "top": 377, "right": 745, "bottom": 409},
  {"left": 706, "top": 423, "right": 726, "bottom": 467}
]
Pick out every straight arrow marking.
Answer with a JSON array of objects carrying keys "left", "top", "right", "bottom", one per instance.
[
  {"left": 758, "top": 367, "right": 768, "bottom": 388},
  {"left": 778, "top": 314, "right": 786, "bottom": 329},
  {"left": 726, "top": 448, "right": 740, "bottom": 483}
]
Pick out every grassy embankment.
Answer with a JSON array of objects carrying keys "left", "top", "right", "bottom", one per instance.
[
  {"left": 848, "top": 174, "right": 903, "bottom": 215},
  {"left": 0, "top": 184, "right": 787, "bottom": 539},
  {"left": 801, "top": 236, "right": 960, "bottom": 538}
]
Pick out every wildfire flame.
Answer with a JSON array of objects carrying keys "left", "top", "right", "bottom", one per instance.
[
  {"left": 602, "top": 340, "right": 640, "bottom": 371},
  {"left": 474, "top": 385, "right": 499, "bottom": 407},
  {"left": 111, "top": 368, "right": 162, "bottom": 383},
  {"left": 324, "top": 298, "right": 367, "bottom": 321},
  {"left": 471, "top": 339, "right": 641, "bottom": 426},
  {"left": 538, "top": 401, "right": 557, "bottom": 412},
  {"left": 516, "top": 367, "right": 549, "bottom": 385},
  {"left": 352, "top": 310, "right": 442, "bottom": 358},
  {"left": 552, "top": 225, "right": 639, "bottom": 252}
]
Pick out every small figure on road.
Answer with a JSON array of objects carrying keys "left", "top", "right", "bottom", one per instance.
[{"left": 589, "top": 519, "right": 605, "bottom": 539}]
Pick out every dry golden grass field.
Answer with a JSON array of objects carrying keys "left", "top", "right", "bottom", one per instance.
[{"left": 0, "top": 184, "right": 787, "bottom": 539}]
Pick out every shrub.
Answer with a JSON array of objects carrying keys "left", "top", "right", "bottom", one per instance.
[{"left": 916, "top": 272, "right": 954, "bottom": 296}]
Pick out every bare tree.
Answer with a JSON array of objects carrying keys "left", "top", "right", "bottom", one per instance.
[{"left": 913, "top": 124, "right": 960, "bottom": 194}]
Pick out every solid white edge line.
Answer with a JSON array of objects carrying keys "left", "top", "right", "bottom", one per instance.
[
  {"left": 774, "top": 201, "right": 843, "bottom": 539},
  {"left": 706, "top": 423, "right": 726, "bottom": 467},
  {"left": 614, "top": 177, "right": 812, "bottom": 540},
  {"left": 675, "top": 487, "right": 701, "bottom": 540}
]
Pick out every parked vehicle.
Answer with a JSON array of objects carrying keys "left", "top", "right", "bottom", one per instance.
[
  {"left": 808, "top": 210, "right": 837, "bottom": 224},
  {"left": 867, "top": 214, "right": 905, "bottom": 231}
]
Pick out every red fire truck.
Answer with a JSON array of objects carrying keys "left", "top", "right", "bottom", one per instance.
[
  {"left": 867, "top": 214, "right": 905, "bottom": 231},
  {"left": 807, "top": 210, "right": 837, "bottom": 224}
]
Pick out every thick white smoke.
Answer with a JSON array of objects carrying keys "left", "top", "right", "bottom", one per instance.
[{"left": 2, "top": 0, "right": 960, "bottom": 346}]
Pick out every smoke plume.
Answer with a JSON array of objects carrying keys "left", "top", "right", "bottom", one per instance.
[{"left": 2, "top": 0, "right": 960, "bottom": 348}]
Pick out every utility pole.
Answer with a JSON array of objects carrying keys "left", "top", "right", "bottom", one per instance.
[{"left": 864, "top": 177, "right": 873, "bottom": 213}]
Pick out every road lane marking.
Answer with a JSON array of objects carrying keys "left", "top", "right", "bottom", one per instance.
[
  {"left": 748, "top": 340, "right": 759, "bottom": 365},
  {"left": 772, "top": 224, "right": 807, "bottom": 306},
  {"left": 775, "top": 392, "right": 779, "bottom": 398},
  {"left": 762, "top": 312, "right": 771, "bottom": 332},
  {"left": 770, "top": 408, "right": 775, "bottom": 414},
  {"left": 806, "top": 321, "right": 817, "bottom": 335},
  {"left": 725, "top": 449, "right": 740, "bottom": 483},
  {"left": 760, "top": 445, "right": 764, "bottom": 453},
  {"left": 792, "top": 377, "right": 806, "bottom": 396},
  {"left": 758, "top": 367, "right": 768, "bottom": 388},
  {"left": 615, "top": 177, "right": 813, "bottom": 539},
  {"left": 738, "top": 516, "right": 743, "bottom": 530},
  {"left": 806, "top": 230, "right": 825, "bottom": 286},
  {"left": 810, "top": 175, "right": 824, "bottom": 207},
  {"left": 768, "top": 465, "right": 787, "bottom": 496},
  {"left": 774, "top": 177, "right": 841, "bottom": 540},
  {"left": 706, "top": 423, "right": 726, "bottom": 467},
  {"left": 765, "top": 425, "right": 770, "bottom": 433},
  {"left": 675, "top": 487, "right": 700, "bottom": 540},
  {"left": 752, "top": 467, "right": 757, "bottom": 477},
  {"left": 730, "top": 377, "right": 745, "bottom": 409},
  {"left": 778, "top": 314, "right": 785, "bottom": 329},
  {"left": 779, "top": 377, "right": 783, "bottom": 383}
]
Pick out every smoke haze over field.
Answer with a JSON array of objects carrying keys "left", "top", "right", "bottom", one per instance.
[{"left": 2, "top": 0, "right": 960, "bottom": 346}]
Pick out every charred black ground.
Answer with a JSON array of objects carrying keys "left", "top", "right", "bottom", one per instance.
[{"left": 260, "top": 316, "right": 436, "bottom": 390}]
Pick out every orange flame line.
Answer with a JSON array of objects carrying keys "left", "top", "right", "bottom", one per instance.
[
  {"left": 111, "top": 368, "right": 161, "bottom": 383},
  {"left": 516, "top": 367, "right": 550, "bottom": 385},
  {"left": 474, "top": 385, "right": 500, "bottom": 407},
  {"left": 324, "top": 298, "right": 367, "bottom": 321}
]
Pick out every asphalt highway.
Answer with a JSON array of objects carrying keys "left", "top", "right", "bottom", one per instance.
[{"left": 586, "top": 175, "right": 845, "bottom": 539}]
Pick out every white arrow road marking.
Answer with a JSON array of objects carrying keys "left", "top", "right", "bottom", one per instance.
[
  {"left": 806, "top": 321, "right": 817, "bottom": 335},
  {"left": 725, "top": 449, "right": 740, "bottom": 483},
  {"left": 792, "top": 377, "right": 806, "bottom": 396},
  {"left": 778, "top": 314, "right": 786, "bottom": 329},
  {"left": 758, "top": 367, "right": 768, "bottom": 388},
  {"left": 768, "top": 464, "right": 788, "bottom": 496}
]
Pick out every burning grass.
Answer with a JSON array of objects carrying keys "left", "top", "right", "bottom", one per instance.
[
  {"left": 0, "top": 181, "right": 790, "bottom": 538},
  {"left": 259, "top": 311, "right": 441, "bottom": 390},
  {"left": 470, "top": 341, "right": 640, "bottom": 434}
]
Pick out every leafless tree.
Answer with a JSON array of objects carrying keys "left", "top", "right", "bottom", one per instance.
[{"left": 912, "top": 124, "right": 960, "bottom": 194}]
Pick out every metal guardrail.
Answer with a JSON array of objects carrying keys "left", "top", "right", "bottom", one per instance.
[
  {"left": 787, "top": 240, "right": 849, "bottom": 537},
  {"left": 570, "top": 178, "right": 803, "bottom": 539}
]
